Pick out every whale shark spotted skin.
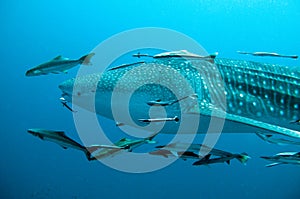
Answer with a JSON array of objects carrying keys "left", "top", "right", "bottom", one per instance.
[{"left": 59, "top": 58, "right": 300, "bottom": 138}]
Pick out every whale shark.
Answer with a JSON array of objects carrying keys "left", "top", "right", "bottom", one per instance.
[{"left": 58, "top": 56, "right": 300, "bottom": 138}]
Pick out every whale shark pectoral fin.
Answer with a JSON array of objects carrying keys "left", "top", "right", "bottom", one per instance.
[
  {"left": 188, "top": 104, "right": 300, "bottom": 138},
  {"left": 215, "top": 111, "right": 300, "bottom": 139}
]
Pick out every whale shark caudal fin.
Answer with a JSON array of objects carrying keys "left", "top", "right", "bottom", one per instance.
[
  {"left": 79, "top": 53, "right": 95, "bottom": 65},
  {"left": 236, "top": 153, "right": 251, "bottom": 164}
]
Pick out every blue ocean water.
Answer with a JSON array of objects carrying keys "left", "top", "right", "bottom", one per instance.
[{"left": 1, "top": 0, "right": 300, "bottom": 198}]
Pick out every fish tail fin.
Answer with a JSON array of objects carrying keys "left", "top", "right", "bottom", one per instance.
[
  {"left": 84, "top": 145, "right": 102, "bottom": 161},
  {"left": 291, "top": 55, "right": 298, "bottom": 59},
  {"left": 207, "top": 52, "right": 218, "bottom": 59},
  {"left": 282, "top": 55, "right": 298, "bottom": 59},
  {"left": 84, "top": 149, "right": 94, "bottom": 161},
  {"left": 236, "top": 153, "right": 251, "bottom": 165},
  {"left": 204, "top": 52, "right": 218, "bottom": 64},
  {"left": 79, "top": 53, "right": 95, "bottom": 65}
]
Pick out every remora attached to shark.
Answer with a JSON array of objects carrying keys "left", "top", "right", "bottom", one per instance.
[
  {"left": 255, "top": 131, "right": 300, "bottom": 145},
  {"left": 261, "top": 152, "right": 300, "bottom": 167},
  {"left": 58, "top": 51, "right": 300, "bottom": 138}
]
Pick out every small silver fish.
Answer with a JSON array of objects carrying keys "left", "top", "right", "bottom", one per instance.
[
  {"left": 256, "top": 131, "right": 300, "bottom": 145},
  {"left": 237, "top": 51, "right": 298, "bottom": 59},
  {"left": 193, "top": 153, "right": 250, "bottom": 166},
  {"left": 138, "top": 116, "right": 179, "bottom": 123},
  {"left": 261, "top": 152, "right": 300, "bottom": 167}
]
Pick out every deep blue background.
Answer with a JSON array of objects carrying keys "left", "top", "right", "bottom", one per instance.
[{"left": 1, "top": 0, "right": 300, "bottom": 198}]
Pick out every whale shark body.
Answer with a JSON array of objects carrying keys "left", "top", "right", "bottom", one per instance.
[{"left": 59, "top": 57, "right": 300, "bottom": 138}]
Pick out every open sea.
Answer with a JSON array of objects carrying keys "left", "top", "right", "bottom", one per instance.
[{"left": 1, "top": 1, "right": 300, "bottom": 198}]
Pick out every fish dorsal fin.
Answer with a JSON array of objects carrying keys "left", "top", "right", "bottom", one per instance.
[
  {"left": 266, "top": 134, "right": 272, "bottom": 138},
  {"left": 37, "top": 134, "right": 44, "bottom": 140},
  {"left": 52, "top": 55, "right": 68, "bottom": 61},
  {"left": 52, "top": 55, "right": 64, "bottom": 60},
  {"left": 60, "top": 145, "right": 68, "bottom": 149},
  {"left": 183, "top": 151, "right": 198, "bottom": 158},
  {"left": 203, "top": 154, "right": 211, "bottom": 160},
  {"left": 119, "top": 138, "right": 129, "bottom": 142},
  {"left": 55, "top": 131, "right": 66, "bottom": 136},
  {"left": 170, "top": 150, "right": 179, "bottom": 157},
  {"left": 295, "top": 152, "right": 300, "bottom": 156},
  {"left": 180, "top": 50, "right": 188, "bottom": 53}
]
